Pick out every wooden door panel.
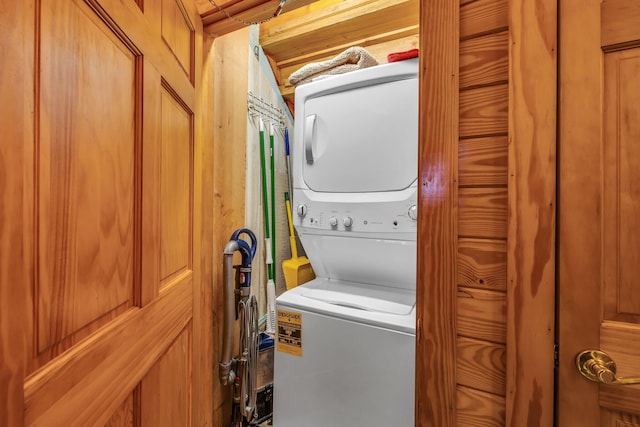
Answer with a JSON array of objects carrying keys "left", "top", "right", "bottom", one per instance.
[
  {"left": 603, "top": 48, "right": 640, "bottom": 321},
  {"left": 602, "top": 0, "right": 640, "bottom": 49},
  {"left": 601, "top": 409, "right": 640, "bottom": 427},
  {"left": 105, "top": 393, "right": 135, "bottom": 427},
  {"left": 23, "top": 281, "right": 192, "bottom": 426},
  {"left": 140, "top": 322, "right": 192, "bottom": 426},
  {"left": 36, "top": 0, "right": 138, "bottom": 365},
  {"left": 160, "top": 85, "right": 193, "bottom": 285},
  {"left": 161, "top": 0, "right": 195, "bottom": 80},
  {"left": 559, "top": 0, "right": 640, "bottom": 423},
  {"left": 1, "top": 0, "right": 208, "bottom": 424}
]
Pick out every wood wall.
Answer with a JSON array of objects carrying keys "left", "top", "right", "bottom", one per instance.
[
  {"left": 417, "top": 0, "right": 556, "bottom": 425},
  {"left": 208, "top": 28, "right": 251, "bottom": 426},
  {"left": 457, "top": 0, "right": 509, "bottom": 423}
]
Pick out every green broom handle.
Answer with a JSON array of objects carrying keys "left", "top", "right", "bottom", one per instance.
[{"left": 258, "top": 119, "right": 273, "bottom": 280}]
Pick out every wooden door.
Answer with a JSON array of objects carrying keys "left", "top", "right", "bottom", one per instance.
[
  {"left": 558, "top": 0, "right": 640, "bottom": 425},
  {"left": 0, "top": 0, "right": 212, "bottom": 425}
]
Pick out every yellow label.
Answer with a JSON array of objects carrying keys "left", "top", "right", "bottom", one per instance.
[{"left": 277, "top": 309, "right": 302, "bottom": 357}]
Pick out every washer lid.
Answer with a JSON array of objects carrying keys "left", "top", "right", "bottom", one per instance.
[
  {"left": 281, "top": 277, "right": 415, "bottom": 315},
  {"left": 277, "top": 278, "right": 416, "bottom": 333}
]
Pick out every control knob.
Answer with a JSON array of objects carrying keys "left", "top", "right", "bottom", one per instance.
[
  {"left": 329, "top": 216, "right": 338, "bottom": 227},
  {"left": 342, "top": 216, "right": 353, "bottom": 228},
  {"left": 297, "top": 204, "right": 307, "bottom": 217},
  {"left": 408, "top": 204, "right": 418, "bottom": 220}
]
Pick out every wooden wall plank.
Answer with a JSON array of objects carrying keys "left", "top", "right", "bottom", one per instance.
[
  {"left": 457, "top": 385, "right": 506, "bottom": 427},
  {"left": 460, "top": 0, "right": 508, "bottom": 40},
  {"left": 457, "top": 336, "right": 506, "bottom": 396},
  {"left": 458, "top": 238, "right": 506, "bottom": 291},
  {"left": 460, "top": 84, "right": 508, "bottom": 138},
  {"left": 458, "top": 188, "right": 508, "bottom": 239},
  {"left": 259, "top": 0, "right": 418, "bottom": 62},
  {"left": 458, "top": 287, "right": 507, "bottom": 344},
  {"left": 193, "top": 17, "right": 213, "bottom": 427},
  {"left": 416, "top": 0, "right": 459, "bottom": 425},
  {"left": 459, "top": 136, "right": 508, "bottom": 187},
  {"left": 460, "top": 31, "right": 508, "bottom": 89},
  {"left": 201, "top": 0, "right": 318, "bottom": 36},
  {"left": 506, "top": 0, "right": 556, "bottom": 424},
  {"left": 210, "top": 27, "right": 250, "bottom": 426}
]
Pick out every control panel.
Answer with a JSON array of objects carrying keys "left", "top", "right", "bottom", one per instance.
[{"left": 293, "top": 192, "right": 418, "bottom": 235}]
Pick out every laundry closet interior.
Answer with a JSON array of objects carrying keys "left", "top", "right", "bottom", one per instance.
[
  {"left": 2, "top": 0, "right": 560, "bottom": 426},
  {"left": 205, "top": 0, "right": 553, "bottom": 425}
]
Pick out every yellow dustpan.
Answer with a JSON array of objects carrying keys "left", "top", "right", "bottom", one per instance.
[{"left": 283, "top": 192, "right": 315, "bottom": 289}]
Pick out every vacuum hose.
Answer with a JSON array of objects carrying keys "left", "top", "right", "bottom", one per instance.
[{"left": 218, "top": 228, "right": 259, "bottom": 423}]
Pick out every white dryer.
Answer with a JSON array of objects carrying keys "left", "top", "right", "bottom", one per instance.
[{"left": 274, "top": 58, "right": 419, "bottom": 427}]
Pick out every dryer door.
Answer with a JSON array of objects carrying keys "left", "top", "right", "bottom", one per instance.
[{"left": 301, "top": 77, "right": 418, "bottom": 193}]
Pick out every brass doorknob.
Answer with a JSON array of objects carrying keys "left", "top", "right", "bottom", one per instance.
[{"left": 576, "top": 350, "right": 640, "bottom": 385}]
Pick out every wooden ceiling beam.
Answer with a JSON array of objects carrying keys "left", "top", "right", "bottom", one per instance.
[
  {"left": 197, "top": 0, "right": 319, "bottom": 37},
  {"left": 259, "top": 0, "right": 418, "bottom": 62}
]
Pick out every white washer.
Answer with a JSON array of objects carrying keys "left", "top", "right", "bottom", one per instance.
[{"left": 274, "top": 59, "right": 419, "bottom": 427}]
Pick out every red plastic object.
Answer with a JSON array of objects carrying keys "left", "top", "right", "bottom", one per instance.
[{"left": 387, "top": 48, "right": 419, "bottom": 63}]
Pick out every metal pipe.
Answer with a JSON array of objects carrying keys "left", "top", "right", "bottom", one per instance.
[{"left": 219, "top": 240, "right": 239, "bottom": 386}]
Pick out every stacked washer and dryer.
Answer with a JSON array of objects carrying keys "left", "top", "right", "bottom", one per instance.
[{"left": 274, "top": 58, "right": 419, "bottom": 426}]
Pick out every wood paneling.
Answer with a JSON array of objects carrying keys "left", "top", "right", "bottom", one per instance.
[
  {"left": 23, "top": 281, "right": 192, "bottom": 426},
  {"left": 140, "top": 323, "right": 192, "bottom": 426},
  {"left": 457, "top": 336, "right": 506, "bottom": 395},
  {"left": 210, "top": 28, "right": 251, "bottom": 426},
  {"left": 458, "top": 238, "right": 506, "bottom": 291},
  {"left": 105, "top": 393, "right": 135, "bottom": 427},
  {"left": 458, "top": 188, "right": 508, "bottom": 239},
  {"left": 415, "top": 0, "right": 459, "bottom": 425},
  {"left": 457, "top": 386, "right": 506, "bottom": 427},
  {"left": 458, "top": 136, "right": 508, "bottom": 187},
  {"left": 599, "top": 322, "right": 640, "bottom": 414},
  {"left": 458, "top": 287, "right": 506, "bottom": 344},
  {"left": 194, "top": 29, "right": 215, "bottom": 427},
  {"left": 3, "top": 0, "right": 211, "bottom": 425},
  {"left": 507, "top": 0, "right": 556, "bottom": 424},
  {"left": 161, "top": 0, "right": 194, "bottom": 80},
  {"left": 460, "top": 0, "right": 508, "bottom": 40},
  {"left": 460, "top": 31, "right": 508, "bottom": 89},
  {"left": 198, "top": 0, "right": 318, "bottom": 36},
  {"left": 601, "top": 0, "right": 640, "bottom": 50},
  {"left": 601, "top": 409, "right": 640, "bottom": 427},
  {"left": 557, "top": 0, "right": 602, "bottom": 423},
  {"left": 603, "top": 49, "right": 640, "bottom": 320},
  {"left": 260, "top": 0, "right": 417, "bottom": 61},
  {"left": 0, "top": 0, "right": 31, "bottom": 424},
  {"left": 37, "top": 0, "right": 137, "bottom": 363},
  {"left": 160, "top": 84, "right": 193, "bottom": 285},
  {"left": 459, "top": 84, "right": 508, "bottom": 138}
]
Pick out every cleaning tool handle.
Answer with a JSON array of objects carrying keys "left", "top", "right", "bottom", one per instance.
[
  {"left": 284, "top": 194, "right": 299, "bottom": 259},
  {"left": 285, "top": 193, "right": 295, "bottom": 237},
  {"left": 265, "top": 238, "right": 273, "bottom": 266},
  {"left": 269, "top": 126, "right": 276, "bottom": 282},
  {"left": 285, "top": 127, "right": 290, "bottom": 156}
]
